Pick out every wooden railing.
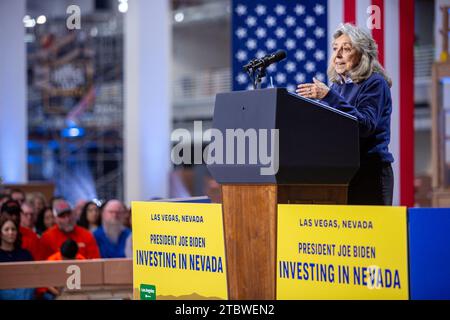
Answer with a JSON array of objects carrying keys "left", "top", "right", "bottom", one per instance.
[
  {"left": 0, "top": 258, "right": 133, "bottom": 300},
  {"left": 2, "top": 182, "right": 55, "bottom": 204}
]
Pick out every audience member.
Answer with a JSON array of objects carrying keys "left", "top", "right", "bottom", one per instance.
[
  {"left": 37, "top": 239, "right": 86, "bottom": 300},
  {"left": 0, "top": 200, "right": 41, "bottom": 260},
  {"left": 0, "top": 215, "right": 35, "bottom": 300},
  {"left": 0, "top": 194, "right": 10, "bottom": 207},
  {"left": 10, "top": 189, "right": 25, "bottom": 205},
  {"left": 125, "top": 232, "right": 132, "bottom": 258},
  {"left": 21, "top": 202, "right": 36, "bottom": 231},
  {"left": 93, "top": 199, "right": 131, "bottom": 258},
  {"left": 1, "top": 187, "right": 12, "bottom": 196},
  {"left": 204, "top": 175, "right": 222, "bottom": 203},
  {"left": 50, "top": 196, "right": 65, "bottom": 209},
  {"left": 27, "top": 192, "right": 47, "bottom": 216},
  {"left": 35, "top": 207, "right": 55, "bottom": 236},
  {"left": 40, "top": 199, "right": 100, "bottom": 259},
  {"left": 48, "top": 239, "right": 85, "bottom": 260},
  {"left": 73, "top": 199, "right": 88, "bottom": 222},
  {"left": 77, "top": 201, "right": 101, "bottom": 232},
  {"left": 122, "top": 206, "right": 132, "bottom": 230}
]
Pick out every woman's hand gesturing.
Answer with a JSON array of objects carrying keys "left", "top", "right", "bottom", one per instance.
[{"left": 296, "top": 77, "right": 330, "bottom": 99}]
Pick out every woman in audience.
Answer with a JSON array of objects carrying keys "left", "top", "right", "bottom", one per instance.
[
  {"left": 0, "top": 215, "right": 35, "bottom": 300},
  {"left": 35, "top": 206, "right": 55, "bottom": 236},
  {"left": 77, "top": 201, "right": 101, "bottom": 232},
  {"left": 27, "top": 192, "right": 47, "bottom": 216}
]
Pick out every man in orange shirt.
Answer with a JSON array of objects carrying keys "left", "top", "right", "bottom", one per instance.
[
  {"left": 48, "top": 239, "right": 86, "bottom": 260},
  {"left": 0, "top": 200, "right": 41, "bottom": 260},
  {"left": 40, "top": 199, "right": 100, "bottom": 260}
]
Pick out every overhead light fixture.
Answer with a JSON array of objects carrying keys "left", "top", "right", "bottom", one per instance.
[
  {"left": 118, "top": 0, "right": 128, "bottom": 13},
  {"left": 61, "top": 126, "right": 85, "bottom": 138},
  {"left": 23, "top": 15, "right": 36, "bottom": 28},
  {"left": 174, "top": 12, "right": 184, "bottom": 23},
  {"left": 36, "top": 15, "right": 47, "bottom": 24}
]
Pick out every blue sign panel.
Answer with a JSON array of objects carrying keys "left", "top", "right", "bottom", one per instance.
[{"left": 408, "top": 208, "right": 450, "bottom": 299}]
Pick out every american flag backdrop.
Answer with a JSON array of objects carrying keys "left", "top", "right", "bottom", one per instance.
[
  {"left": 232, "top": 0, "right": 328, "bottom": 92},
  {"left": 232, "top": 0, "right": 414, "bottom": 206}
]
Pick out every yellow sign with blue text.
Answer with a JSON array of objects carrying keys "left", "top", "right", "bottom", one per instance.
[
  {"left": 277, "top": 205, "right": 409, "bottom": 299},
  {"left": 132, "top": 202, "right": 227, "bottom": 300}
]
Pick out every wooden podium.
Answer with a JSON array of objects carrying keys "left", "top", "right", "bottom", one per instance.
[{"left": 207, "top": 88, "right": 359, "bottom": 299}]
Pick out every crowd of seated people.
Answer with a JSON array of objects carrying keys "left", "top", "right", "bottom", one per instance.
[{"left": 0, "top": 187, "right": 133, "bottom": 300}]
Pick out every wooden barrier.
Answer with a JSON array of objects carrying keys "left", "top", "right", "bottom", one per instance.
[
  {"left": 3, "top": 182, "right": 55, "bottom": 203},
  {"left": 0, "top": 258, "right": 133, "bottom": 300}
]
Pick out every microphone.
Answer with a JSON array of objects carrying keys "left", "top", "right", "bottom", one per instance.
[{"left": 243, "top": 50, "right": 287, "bottom": 71}]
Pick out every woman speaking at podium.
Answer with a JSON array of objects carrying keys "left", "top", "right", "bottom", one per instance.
[{"left": 296, "top": 23, "right": 393, "bottom": 205}]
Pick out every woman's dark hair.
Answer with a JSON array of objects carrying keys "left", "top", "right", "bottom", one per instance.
[
  {"left": 35, "top": 206, "right": 52, "bottom": 236},
  {"left": 1, "top": 200, "right": 21, "bottom": 224},
  {"left": 78, "top": 201, "right": 101, "bottom": 229},
  {"left": 0, "top": 194, "right": 11, "bottom": 203},
  {"left": 0, "top": 214, "right": 22, "bottom": 249}
]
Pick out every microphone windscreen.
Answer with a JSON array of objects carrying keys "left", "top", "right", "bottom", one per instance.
[{"left": 274, "top": 50, "right": 287, "bottom": 62}]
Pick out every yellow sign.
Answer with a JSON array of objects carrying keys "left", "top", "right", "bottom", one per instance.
[
  {"left": 132, "top": 202, "right": 228, "bottom": 300},
  {"left": 277, "top": 205, "right": 409, "bottom": 300}
]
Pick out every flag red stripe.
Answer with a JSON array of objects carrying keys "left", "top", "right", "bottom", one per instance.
[
  {"left": 344, "top": 0, "right": 356, "bottom": 24},
  {"left": 399, "top": 0, "right": 415, "bottom": 206},
  {"left": 371, "top": 0, "right": 385, "bottom": 66}
]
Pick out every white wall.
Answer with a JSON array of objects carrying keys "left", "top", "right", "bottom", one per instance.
[
  {"left": 0, "top": 0, "right": 27, "bottom": 183},
  {"left": 124, "top": 0, "right": 172, "bottom": 203}
]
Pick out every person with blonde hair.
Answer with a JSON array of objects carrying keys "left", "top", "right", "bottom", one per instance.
[
  {"left": 296, "top": 23, "right": 393, "bottom": 205},
  {"left": 26, "top": 192, "right": 47, "bottom": 216}
]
